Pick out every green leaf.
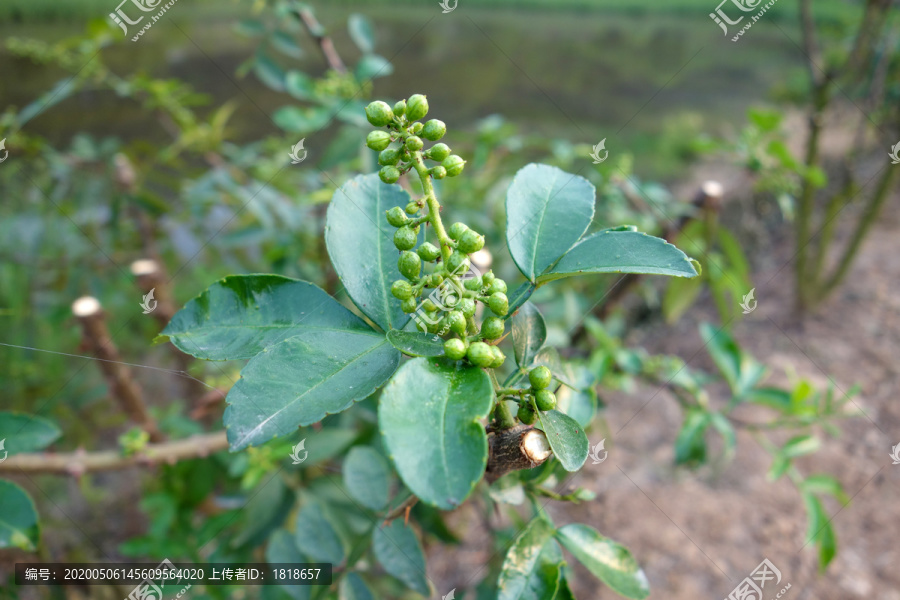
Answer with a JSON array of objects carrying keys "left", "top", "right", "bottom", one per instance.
[
  {"left": 355, "top": 54, "right": 393, "bottom": 81},
  {"left": 273, "top": 105, "right": 332, "bottom": 133},
  {"left": 266, "top": 530, "right": 312, "bottom": 600},
  {"left": 556, "top": 386, "right": 597, "bottom": 429},
  {"left": 294, "top": 502, "right": 345, "bottom": 565},
  {"left": 254, "top": 51, "right": 286, "bottom": 91},
  {"left": 535, "top": 409, "right": 589, "bottom": 472},
  {"left": 0, "top": 413, "right": 61, "bottom": 455},
  {"left": 699, "top": 322, "right": 740, "bottom": 391},
  {"left": 234, "top": 19, "right": 266, "bottom": 37},
  {"left": 386, "top": 330, "right": 445, "bottom": 357},
  {"left": 285, "top": 71, "right": 315, "bottom": 100},
  {"left": 782, "top": 435, "right": 821, "bottom": 458},
  {"left": 801, "top": 492, "right": 836, "bottom": 570},
  {"left": 224, "top": 331, "right": 399, "bottom": 449},
  {"left": 556, "top": 524, "right": 650, "bottom": 599},
  {"left": 506, "top": 164, "right": 596, "bottom": 281},
  {"left": 271, "top": 31, "right": 304, "bottom": 59},
  {"left": 674, "top": 409, "right": 710, "bottom": 466},
  {"left": 709, "top": 412, "right": 736, "bottom": 459},
  {"left": 343, "top": 446, "right": 391, "bottom": 511},
  {"left": 162, "top": 275, "right": 373, "bottom": 361},
  {"left": 767, "top": 455, "right": 790, "bottom": 481},
  {"left": 0, "top": 480, "right": 39, "bottom": 551},
  {"left": 372, "top": 521, "right": 431, "bottom": 596},
  {"left": 347, "top": 13, "right": 375, "bottom": 53},
  {"left": 802, "top": 475, "right": 850, "bottom": 505},
  {"left": 541, "top": 229, "right": 698, "bottom": 284},
  {"left": 339, "top": 573, "right": 374, "bottom": 600},
  {"left": 497, "top": 518, "right": 560, "bottom": 600},
  {"left": 326, "top": 174, "right": 418, "bottom": 332},
  {"left": 379, "top": 358, "right": 493, "bottom": 509},
  {"left": 511, "top": 302, "right": 547, "bottom": 368},
  {"left": 17, "top": 78, "right": 77, "bottom": 128},
  {"left": 506, "top": 281, "right": 536, "bottom": 319}
]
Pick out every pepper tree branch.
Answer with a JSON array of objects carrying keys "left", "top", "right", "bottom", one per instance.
[{"left": 0, "top": 432, "right": 229, "bottom": 476}]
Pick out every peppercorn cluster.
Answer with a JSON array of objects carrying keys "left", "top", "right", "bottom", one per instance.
[
  {"left": 365, "top": 95, "right": 511, "bottom": 369},
  {"left": 515, "top": 366, "right": 558, "bottom": 424}
]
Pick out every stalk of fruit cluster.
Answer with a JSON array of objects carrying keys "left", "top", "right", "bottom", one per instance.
[{"left": 409, "top": 151, "right": 453, "bottom": 264}]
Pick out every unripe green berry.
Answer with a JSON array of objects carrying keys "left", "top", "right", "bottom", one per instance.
[
  {"left": 406, "top": 94, "right": 429, "bottom": 121},
  {"left": 391, "top": 279, "right": 413, "bottom": 300},
  {"left": 459, "top": 298, "right": 476, "bottom": 317},
  {"left": 535, "top": 389, "right": 557, "bottom": 412},
  {"left": 467, "top": 341, "right": 493, "bottom": 367},
  {"left": 529, "top": 366, "right": 552, "bottom": 390},
  {"left": 444, "top": 338, "right": 466, "bottom": 360},
  {"left": 379, "top": 148, "right": 401, "bottom": 166},
  {"left": 393, "top": 226, "right": 417, "bottom": 251},
  {"left": 446, "top": 251, "right": 468, "bottom": 273},
  {"left": 386, "top": 206, "right": 408, "bottom": 227},
  {"left": 411, "top": 122, "right": 424, "bottom": 135},
  {"left": 399, "top": 297, "right": 415, "bottom": 313},
  {"left": 365, "top": 101, "right": 394, "bottom": 127},
  {"left": 428, "top": 273, "right": 444, "bottom": 287},
  {"left": 393, "top": 100, "right": 406, "bottom": 117},
  {"left": 430, "top": 166, "right": 447, "bottom": 180},
  {"left": 464, "top": 276, "right": 483, "bottom": 292},
  {"left": 406, "top": 136, "right": 424, "bottom": 151},
  {"left": 400, "top": 146, "right": 411, "bottom": 161},
  {"left": 488, "top": 292, "right": 509, "bottom": 316},
  {"left": 380, "top": 165, "right": 400, "bottom": 184},
  {"left": 422, "top": 299, "right": 439, "bottom": 313},
  {"left": 482, "top": 271, "right": 496, "bottom": 286},
  {"left": 398, "top": 251, "right": 421, "bottom": 279},
  {"left": 417, "top": 242, "right": 441, "bottom": 261},
  {"left": 422, "top": 119, "right": 446, "bottom": 141},
  {"left": 458, "top": 229, "right": 485, "bottom": 254},
  {"left": 481, "top": 316, "right": 504, "bottom": 340},
  {"left": 447, "top": 311, "right": 467, "bottom": 336},
  {"left": 517, "top": 403, "right": 537, "bottom": 425},
  {"left": 488, "top": 278, "right": 507, "bottom": 295},
  {"left": 426, "top": 143, "right": 451, "bottom": 161},
  {"left": 489, "top": 345, "right": 506, "bottom": 369},
  {"left": 405, "top": 202, "right": 420, "bottom": 215},
  {"left": 442, "top": 155, "right": 466, "bottom": 177},
  {"left": 367, "top": 130, "right": 392, "bottom": 151},
  {"left": 447, "top": 222, "right": 469, "bottom": 241}
]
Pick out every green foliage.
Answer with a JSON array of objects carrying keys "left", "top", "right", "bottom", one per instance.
[{"left": 0, "top": 480, "right": 40, "bottom": 551}]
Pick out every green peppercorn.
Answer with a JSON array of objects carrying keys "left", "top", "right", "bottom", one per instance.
[
  {"left": 467, "top": 341, "right": 493, "bottom": 367},
  {"left": 481, "top": 316, "right": 504, "bottom": 340},
  {"left": 422, "top": 299, "right": 439, "bottom": 313},
  {"left": 535, "top": 390, "right": 557, "bottom": 411},
  {"left": 393, "top": 100, "right": 406, "bottom": 117},
  {"left": 391, "top": 279, "right": 413, "bottom": 300},
  {"left": 447, "top": 222, "right": 469, "bottom": 241},
  {"left": 406, "top": 94, "right": 429, "bottom": 121},
  {"left": 447, "top": 311, "right": 467, "bottom": 336},
  {"left": 428, "top": 273, "right": 444, "bottom": 287},
  {"left": 417, "top": 242, "right": 441, "bottom": 261},
  {"left": 406, "top": 136, "right": 424, "bottom": 151},
  {"left": 405, "top": 202, "right": 420, "bottom": 215},
  {"left": 386, "top": 206, "right": 408, "bottom": 227},
  {"left": 458, "top": 229, "right": 485, "bottom": 254},
  {"left": 444, "top": 338, "right": 466, "bottom": 360},
  {"left": 365, "top": 101, "right": 394, "bottom": 127},
  {"left": 489, "top": 345, "right": 506, "bottom": 368},
  {"left": 398, "top": 297, "right": 415, "bottom": 313},
  {"left": 442, "top": 155, "right": 466, "bottom": 177},
  {"left": 529, "top": 366, "right": 552, "bottom": 390},
  {"left": 430, "top": 166, "right": 447, "bottom": 180},
  {"left": 411, "top": 122, "right": 424, "bottom": 135},
  {"left": 398, "top": 251, "right": 421, "bottom": 279},
  {"left": 446, "top": 251, "right": 468, "bottom": 273},
  {"left": 426, "top": 143, "right": 451, "bottom": 161},
  {"left": 422, "top": 119, "right": 446, "bottom": 141},
  {"left": 517, "top": 403, "right": 537, "bottom": 425},
  {"left": 367, "top": 130, "right": 392, "bottom": 151},
  {"left": 464, "top": 276, "right": 483, "bottom": 292},
  {"left": 380, "top": 166, "right": 400, "bottom": 184},
  {"left": 400, "top": 146, "right": 411, "bottom": 161},
  {"left": 488, "top": 292, "right": 509, "bottom": 316},
  {"left": 379, "top": 148, "right": 401, "bottom": 166},
  {"left": 459, "top": 298, "right": 476, "bottom": 317},
  {"left": 488, "top": 278, "right": 507, "bottom": 295},
  {"left": 482, "top": 271, "right": 495, "bottom": 287},
  {"left": 394, "top": 226, "right": 417, "bottom": 251}
]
